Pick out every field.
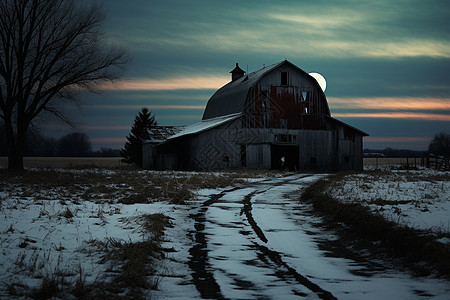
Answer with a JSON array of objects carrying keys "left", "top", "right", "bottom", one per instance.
[
  {"left": 0, "top": 158, "right": 449, "bottom": 299},
  {"left": 363, "top": 157, "right": 425, "bottom": 166},
  {"left": 0, "top": 156, "right": 427, "bottom": 169},
  {"left": 0, "top": 157, "right": 126, "bottom": 169}
]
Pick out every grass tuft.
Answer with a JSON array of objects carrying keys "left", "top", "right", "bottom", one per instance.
[
  {"left": 93, "top": 213, "right": 172, "bottom": 299},
  {"left": 32, "top": 277, "right": 62, "bottom": 300}
]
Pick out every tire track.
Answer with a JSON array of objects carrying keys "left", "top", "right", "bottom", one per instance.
[
  {"left": 241, "top": 191, "right": 268, "bottom": 243},
  {"left": 238, "top": 177, "right": 337, "bottom": 300},
  {"left": 187, "top": 188, "right": 240, "bottom": 299},
  {"left": 187, "top": 175, "right": 336, "bottom": 299},
  {"left": 251, "top": 242, "right": 337, "bottom": 300}
]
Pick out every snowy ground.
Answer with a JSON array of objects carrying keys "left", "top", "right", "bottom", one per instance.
[
  {"left": 1, "top": 169, "right": 449, "bottom": 299},
  {"left": 327, "top": 166, "right": 450, "bottom": 240}
]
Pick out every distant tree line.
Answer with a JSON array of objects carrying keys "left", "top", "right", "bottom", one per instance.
[
  {"left": 0, "top": 125, "right": 119, "bottom": 157},
  {"left": 364, "top": 132, "right": 450, "bottom": 158},
  {"left": 363, "top": 148, "right": 427, "bottom": 158}
]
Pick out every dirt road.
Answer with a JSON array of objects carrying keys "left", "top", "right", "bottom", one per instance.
[{"left": 156, "top": 173, "right": 449, "bottom": 299}]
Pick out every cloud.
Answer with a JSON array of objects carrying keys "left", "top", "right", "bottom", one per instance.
[
  {"left": 100, "top": 76, "right": 229, "bottom": 91},
  {"left": 90, "top": 105, "right": 205, "bottom": 110},
  {"left": 348, "top": 40, "right": 450, "bottom": 58},
  {"left": 125, "top": 2, "right": 450, "bottom": 59},
  {"left": 333, "top": 112, "right": 450, "bottom": 121},
  {"left": 328, "top": 97, "right": 450, "bottom": 110},
  {"left": 268, "top": 13, "right": 360, "bottom": 30}
]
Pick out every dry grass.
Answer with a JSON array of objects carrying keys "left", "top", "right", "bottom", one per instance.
[
  {"left": 0, "top": 167, "right": 256, "bottom": 209},
  {"left": 92, "top": 213, "right": 172, "bottom": 299}
]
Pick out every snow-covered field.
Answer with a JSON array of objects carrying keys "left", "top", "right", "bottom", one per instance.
[
  {"left": 327, "top": 166, "right": 450, "bottom": 240},
  {"left": 1, "top": 168, "right": 449, "bottom": 299}
]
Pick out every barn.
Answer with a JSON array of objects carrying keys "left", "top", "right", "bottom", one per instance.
[{"left": 143, "top": 60, "right": 368, "bottom": 171}]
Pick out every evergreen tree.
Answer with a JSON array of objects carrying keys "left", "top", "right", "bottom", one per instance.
[{"left": 121, "top": 108, "right": 157, "bottom": 167}]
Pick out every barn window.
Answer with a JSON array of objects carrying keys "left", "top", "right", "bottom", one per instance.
[
  {"left": 301, "top": 91, "right": 308, "bottom": 102},
  {"left": 274, "top": 134, "right": 291, "bottom": 143},
  {"left": 301, "top": 91, "right": 310, "bottom": 114},
  {"left": 281, "top": 72, "right": 288, "bottom": 86},
  {"left": 310, "top": 157, "right": 317, "bottom": 164}
]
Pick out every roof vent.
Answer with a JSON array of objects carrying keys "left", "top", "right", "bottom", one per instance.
[{"left": 230, "top": 63, "right": 245, "bottom": 81}]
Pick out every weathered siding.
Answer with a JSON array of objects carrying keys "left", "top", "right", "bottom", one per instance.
[
  {"left": 142, "top": 143, "right": 154, "bottom": 169},
  {"left": 175, "top": 119, "right": 243, "bottom": 170},
  {"left": 245, "top": 64, "right": 330, "bottom": 130},
  {"left": 297, "top": 130, "right": 337, "bottom": 170},
  {"left": 147, "top": 116, "right": 364, "bottom": 171},
  {"left": 246, "top": 144, "right": 271, "bottom": 169}
]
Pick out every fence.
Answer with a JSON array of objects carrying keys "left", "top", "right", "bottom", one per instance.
[{"left": 364, "top": 156, "right": 449, "bottom": 171}]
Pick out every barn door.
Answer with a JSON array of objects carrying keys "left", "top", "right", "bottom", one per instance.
[{"left": 270, "top": 144, "right": 299, "bottom": 171}]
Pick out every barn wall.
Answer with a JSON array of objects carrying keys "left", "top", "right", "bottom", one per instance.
[
  {"left": 181, "top": 119, "right": 243, "bottom": 170},
  {"left": 142, "top": 143, "right": 154, "bottom": 169},
  {"left": 297, "top": 130, "right": 337, "bottom": 170},
  {"left": 335, "top": 126, "right": 364, "bottom": 171},
  {"left": 152, "top": 121, "right": 364, "bottom": 171},
  {"left": 148, "top": 124, "right": 364, "bottom": 171}
]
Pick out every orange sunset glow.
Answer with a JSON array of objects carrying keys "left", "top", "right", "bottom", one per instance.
[
  {"left": 92, "top": 105, "right": 206, "bottom": 110},
  {"left": 328, "top": 97, "right": 450, "bottom": 111},
  {"left": 332, "top": 112, "right": 450, "bottom": 121},
  {"left": 100, "top": 76, "right": 229, "bottom": 91}
]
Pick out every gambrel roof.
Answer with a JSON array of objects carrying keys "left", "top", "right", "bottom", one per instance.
[{"left": 202, "top": 60, "right": 329, "bottom": 120}]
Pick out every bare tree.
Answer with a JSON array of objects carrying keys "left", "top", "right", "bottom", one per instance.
[
  {"left": 0, "top": 0, "right": 128, "bottom": 170},
  {"left": 428, "top": 132, "right": 450, "bottom": 157},
  {"left": 57, "top": 132, "right": 92, "bottom": 157}
]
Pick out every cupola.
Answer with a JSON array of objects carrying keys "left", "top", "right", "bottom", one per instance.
[{"left": 230, "top": 63, "right": 245, "bottom": 81}]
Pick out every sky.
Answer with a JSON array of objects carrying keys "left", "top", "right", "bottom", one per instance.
[{"left": 46, "top": 0, "right": 450, "bottom": 151}]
